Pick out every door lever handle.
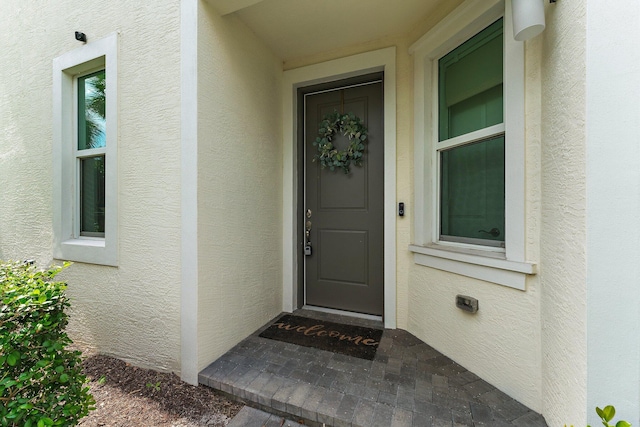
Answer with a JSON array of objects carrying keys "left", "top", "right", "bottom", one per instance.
[
  {"left": 478, "top": 228, "right": 500, "bottom": 237},
  {"left": 304, "top": 218, "right": 313, "bottom": 256}
]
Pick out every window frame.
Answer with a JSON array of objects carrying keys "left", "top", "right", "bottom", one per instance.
[
  {"left": 409, "top": 0, "right": 535, "bottom": 290},
  {"left": 77, "top": 69, "right": 107, "bottom": 238},
  {"left": 53, "top": 33, "right": 118, "bottom": 266},
  {"left": 436, "top": 18, "right": 505, "bottom": 248}
]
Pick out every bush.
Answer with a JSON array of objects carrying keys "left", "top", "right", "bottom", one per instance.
[
  {"left": 0, "top": 261, "right": 94, "bottom": 426},
  {"left": 592, "top": 406, "right": 631, "bottom": 427},
  {"left": 566, "top": 405, "right": 632, "bottom": 427}
]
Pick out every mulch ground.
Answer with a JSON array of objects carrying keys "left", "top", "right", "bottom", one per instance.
[{"left": 78, "top": 351, "right": 243, "bottom": 427}]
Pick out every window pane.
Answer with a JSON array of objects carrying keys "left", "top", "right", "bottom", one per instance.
[
  {"left": 440, "top": 136, "right": 504, "bottom": 244},
  {"left": 439, "top": 19, "right": 503, "bottom": 141},
  {"left": 78, "top": 70, "right": 106, "bottom": 150},
  {"left": 80, "top": 156, "right": 105, "bottom": 236}
]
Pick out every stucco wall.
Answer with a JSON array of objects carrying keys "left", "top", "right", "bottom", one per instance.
[
  {"left": 540, "top": 2, "right": 588, "bottom": 426},
  {"left": 196, "top": 2, "right": 284, "bottom": 370},
  {"left": 0, "top": 1, "right": 183, "bottom": 372}
]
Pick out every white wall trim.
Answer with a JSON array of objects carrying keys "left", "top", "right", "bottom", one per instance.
[
  {"left": 52, "top": 32, "right": 118, "bottom": 266},
  {"left": 180, "top": 0, "right": 199, "bottom": 385},
  {"left": 410, "top": 244, "right": 534, "bottom": 290},
  {"left": 586, "top": 0, "right": 640, "bottom": 423},
  {"left": 282, "top": 47, "right": 397, "bottom": 328},
  {"left": 409, "top": 0, "right": 502, "bottom": 55}
]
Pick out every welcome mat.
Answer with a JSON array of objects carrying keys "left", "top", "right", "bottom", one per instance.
[{"left": 259, "top": 314, "right": 383, "bottom": 360}]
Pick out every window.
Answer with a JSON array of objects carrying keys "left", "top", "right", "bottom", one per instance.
[
  {"left": 438, "top": 19, "right": 505, "bottom": 248},
  {"left": 53, "top": 33, "right": 118, "bottom": 266},
  {"left": 409, "top": 0, "right": 535, "bottom": 289},
  {"left": 78, "top": 70, "right": 106, "bottom": 237}
]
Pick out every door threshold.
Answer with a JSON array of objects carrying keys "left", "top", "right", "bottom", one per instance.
[{"left": 302, "top": 305, "right": 383, "bottom": 322}]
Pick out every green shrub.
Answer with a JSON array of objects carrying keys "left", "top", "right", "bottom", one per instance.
[
  {"left": 0, "top": 261, "right": 94, "bottom": 426},
  {"left": 566, "top": 405, "right": 631, "bottom": 427},
  {"left": 592, "top": 406, "right": 631, "bottom": 427}
]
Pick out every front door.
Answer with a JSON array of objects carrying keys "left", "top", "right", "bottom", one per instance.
[{"left": 303, "top": 76, "right": 384, "bottom": 316}]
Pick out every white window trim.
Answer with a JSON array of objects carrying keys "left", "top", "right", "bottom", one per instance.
[
  {"left": 409, "top": 0, "right": 535, "bottom": 290},
  {"left": 53, "top": 33, "right": 118, "bottom": 266}
]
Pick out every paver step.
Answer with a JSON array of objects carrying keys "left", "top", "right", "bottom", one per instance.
[
  {"left": 227, "top": 406, "right": 306, "bottom": 427},
  {"left": 200, "top": 310, "right": 548, "bottom": 427}
]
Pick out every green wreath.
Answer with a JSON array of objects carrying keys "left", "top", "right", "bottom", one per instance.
[{"left": 313, "top": 111, "right": 368, "bottom": 174}]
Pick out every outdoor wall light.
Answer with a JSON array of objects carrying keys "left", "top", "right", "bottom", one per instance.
[
  {"left": 75, "top": 31, "right": 87, "bottom": 42},
  {"left": 512, "top": 0, "right": 547, "bottom": 41}
]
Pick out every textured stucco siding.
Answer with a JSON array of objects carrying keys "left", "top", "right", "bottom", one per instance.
[
  {"left": 0, "top": 1, "right": 183, "bottom": 372},
  {"left": 196, "top": 2, "right": 283, "bottom": 370},
  {"left": 540, "top": 2, "right": 588, "bottom": 426}
]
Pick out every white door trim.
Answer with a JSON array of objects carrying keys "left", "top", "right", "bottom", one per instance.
[{"left": 282, "top": 47, "right": 397, "bottom": 328}]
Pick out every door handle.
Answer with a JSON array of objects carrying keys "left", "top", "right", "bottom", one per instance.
[
  {"left": 305, "top": 209, "right": 312, "bottom": 239},
  {"left": 304, "top": 214, "right": 313, "bottom": 256}
]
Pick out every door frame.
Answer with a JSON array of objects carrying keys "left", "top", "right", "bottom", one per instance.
[
  {"left": 282, "top": 47, "right": 397, "bottom": 328},
  {"left": 300, "top": 73, "right": 385, "bottom": 316}
]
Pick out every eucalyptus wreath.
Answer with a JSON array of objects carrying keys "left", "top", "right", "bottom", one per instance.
[{"left": 312, "top": 111, "right": 368, "bottom": 174}]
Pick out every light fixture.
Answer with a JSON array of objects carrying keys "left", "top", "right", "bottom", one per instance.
[
  {"left": 512, "top": 0, "right": 546, "bottom": 41},
  {"left": 75, "top": 31, "right": 87, "bottom": 42}
]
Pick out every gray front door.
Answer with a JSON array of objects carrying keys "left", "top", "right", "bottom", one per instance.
[{"left": 304, "top": 78, "right": 384, "bottom": 316}]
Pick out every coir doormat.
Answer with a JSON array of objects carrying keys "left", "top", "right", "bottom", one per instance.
[{"left": 259, "top": 314, "right": 383, "bottom": 360}]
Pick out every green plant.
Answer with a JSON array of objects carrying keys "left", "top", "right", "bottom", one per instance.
[
  {"left": 593, "top": 406, "right": 631, "bottom": 427},
  {"left": 566, "top": 405, "right": 631, "bottom": 427},
  {"left": 0, "top": 261, "right": 95, "bottom": 426},
  {"left": 146, "top": 381, "right": 161, "bottom": 391}
]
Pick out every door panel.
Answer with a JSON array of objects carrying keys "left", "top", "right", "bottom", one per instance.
[
  {"left": 304, "top": 79, "right": 384, "bottom": 316},
  {"left": 319, "top": 165, "right": 367, "bottom": 209},
  {"left": 318, "top": 230, "right": 368, "bottom": 284}
]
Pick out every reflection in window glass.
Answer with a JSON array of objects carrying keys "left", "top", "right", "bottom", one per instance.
[
  {"left": 80, "top": 156, "right": 105, "bottom": 236},
  {"left": 78, "top": 70, "right": 106, "bottom": 150}
]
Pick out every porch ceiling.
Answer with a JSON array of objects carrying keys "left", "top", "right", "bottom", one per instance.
[{"left": 209, "top": 0, "right": 446, "bottom": 61}]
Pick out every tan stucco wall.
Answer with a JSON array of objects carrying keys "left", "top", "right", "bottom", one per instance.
[
  {"left": 540, "top": 2, "right": 587, "bottom": 426},
  {"left": 196, "top": 2, "right": 284, "bottom": 370},
  {"left": 0, "top": 1, "right": 183, "bottom": 371}
]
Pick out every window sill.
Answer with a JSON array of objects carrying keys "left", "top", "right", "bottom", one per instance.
[
  {"left": 409, "top": 244, "right": 536, "bottom": 290},
  {"left": 55, "top": 238, "right": 117, "bottom": 267}
]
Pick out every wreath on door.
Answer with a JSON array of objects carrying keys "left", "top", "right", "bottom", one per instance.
[{"left": 312, "top": 111, "right": 368, "bottom": 174}]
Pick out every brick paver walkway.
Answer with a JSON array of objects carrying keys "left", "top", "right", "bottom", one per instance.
[
  {"left": 227, "top": 406, "right": 306, "bottom": 427},
  {"left": 200, "top": 310, "right": 548, "bottom": 427}
]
